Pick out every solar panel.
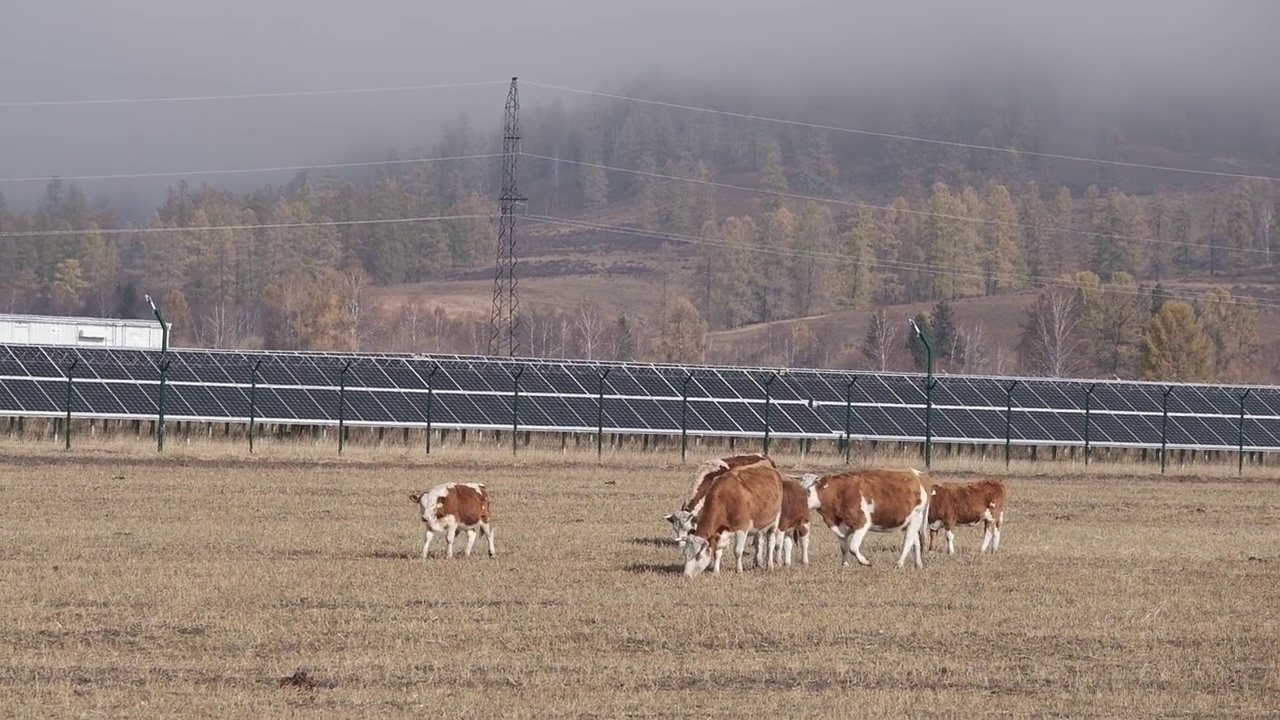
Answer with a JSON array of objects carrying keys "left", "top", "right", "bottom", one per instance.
[{"left": 3, "top": 342, "right": 1280, "bottom": 452}]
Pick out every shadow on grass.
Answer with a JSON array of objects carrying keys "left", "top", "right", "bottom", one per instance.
[
  {"left": 622, "top": 562, "right": 684, "bottom": 575},
  {"left": 627, "top": 537, "right": 675, "bottom": 548},
  {"left": 366, "top": 549, "right": 417, "bottom": 560}
]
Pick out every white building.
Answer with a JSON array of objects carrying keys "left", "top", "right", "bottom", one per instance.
[{"left": 0, "top": 313, "right": 170, "bottom": 350}]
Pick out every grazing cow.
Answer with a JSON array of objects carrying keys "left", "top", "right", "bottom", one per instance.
[
  {"left": 663, "top": 453, "right": 775, "bottom": 540},
  {"left": 408, "top": 482, "right": 496, "bottom": 560},
  {"left": 681, "top": 461, "right": 784, "bottom": 577},
  {"left": 928, "top": 479, "right": 1008, "bottom": 555},
  {"left": 799, "top": 467, "right": 931, "bottom": 569},
  {"left": 774, "top": 477, "right": 812, "bottom": 567}
]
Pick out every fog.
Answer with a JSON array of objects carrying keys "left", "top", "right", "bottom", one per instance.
[{"left": 1, "top": 0, "right": 1276, "bottom": 213}]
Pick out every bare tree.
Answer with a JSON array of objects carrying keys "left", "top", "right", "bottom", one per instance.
[
  {"left": 861, "top": 308, "right": 899, "bottom": 371},
  {"left": 1017, "top": 288, "right": 1083, "bottom": 377},
  {"left": 574, "top": 300, "right": 606, "bottom": 360},
  {"left": 957, "top": 323, "right": 988, "bottom": 373},
  {"left": 338, "top": 266, "right": 373, "bottom": 351}
]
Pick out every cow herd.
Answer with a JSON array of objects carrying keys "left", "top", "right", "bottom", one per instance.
[{"left": 406, "top": 452, "right": 1008, "bottom": 578}]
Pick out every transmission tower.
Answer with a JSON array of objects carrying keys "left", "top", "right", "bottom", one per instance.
[{"left": 488, "top": 77, "right": 525, "bottom": 356}]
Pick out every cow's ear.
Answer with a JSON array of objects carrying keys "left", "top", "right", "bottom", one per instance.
[
  {"left": 409, "top": 493, "right": 422, "bottom": 504},
  {"left": 663, "top": 513, "right": 675, "bottom": 522}
]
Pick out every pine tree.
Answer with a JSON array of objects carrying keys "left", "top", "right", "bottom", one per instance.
[
  {"left": 841, "top": 206, "right": 879, "bottom": 309},
  {"left": 1170, "top": 201, "right": 1195, "bottom": 275},
  {"left": 1139, "top": 300, "right": 1213, "bottom": 381},
  {"left": 1046, "top": 186, "right": 1075, "bottom": 279},
  {"left": 758, "top": 147, "right": 788, "bottom": 214},
  {"left": 1018, "top": 181, "right": 1049, "bottom": 284},
  {"left": 980, "top": 181, "right": 1026, "bottom": 294}
]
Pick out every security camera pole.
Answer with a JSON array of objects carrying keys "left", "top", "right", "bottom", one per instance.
[
  {"left": 146, "top": 294, "right": 171, "bottom": 452},
  {"left": 909, "top": 317, "right": 934, "bottom": 469}
]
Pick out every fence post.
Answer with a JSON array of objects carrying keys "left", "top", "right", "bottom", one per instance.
[
  {"left": 909, "top": 319, "right": 934, "bottom": 469},
  {"left": 248, "top": 359, "right": 262, "bottom": 453},
  {"left": 64, "top": 358, "right": 78, "bottom": 451},
  {"left": 843, "top": 375, "right": 858, "bottom": 464},
  {"left": 763, "top": 372, "right": 779, "bottom": 456},
  {"left": 1083, "top": 384, "right": 1096, "bottom": 466},
  {"left": 425, "top": 363, "right": 439, "bottom": 455},
  {"left": 1238, "top": 389, "right": 1252, "bottom": 475},
  {"left": 511, "top": 366, "right": 524, "bottom": 456},
  {"left": 1004, "top": 380, "right": 1019, "bottom": 470},
  {"left": 597, "top": 368, "right": 611, "bottom": 462},
  {"left": 338, "top": 360, "right": 352, "bottom": 454},
  {"left": 1160, "top": 386, "right": 1173, "bottom": 474},
  {"left": 681, "top": 373, "right": 693, "bottom": 462}
]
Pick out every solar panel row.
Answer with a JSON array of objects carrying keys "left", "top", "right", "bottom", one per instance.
[{"left": 2, "top": 343, "right": 1279, "bottom": 451}]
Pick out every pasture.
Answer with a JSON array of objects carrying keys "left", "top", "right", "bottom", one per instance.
[{"left": 2, "top": 439, "right": 1279, "bottom": 717}]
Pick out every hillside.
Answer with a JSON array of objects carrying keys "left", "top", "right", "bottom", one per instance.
[{"left": 2, "top": 69, "right": 1278, "bottom": 384}]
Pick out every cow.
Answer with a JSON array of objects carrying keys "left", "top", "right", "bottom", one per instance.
[
  {"left": 664, "top": 453, "right": 775, "bottom": 541},
  {"left": 774, "top": 476, "right": 812, "bottom": 567},
  {"left": 408, "top": 482, "right": 496, "bottom": 560},
  {"left": 927, "top": 479, "right": 1008, "bottom": 555},
  {"left": 799, "top": 467, "right": 931, "bottom": 569},
  {"left": 681, "top": 460, "right": 784, "bottom": 577}
]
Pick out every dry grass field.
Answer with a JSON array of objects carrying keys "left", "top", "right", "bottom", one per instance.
[{"left": 3, "top": 438, "right": 1280, "bottom": 718}]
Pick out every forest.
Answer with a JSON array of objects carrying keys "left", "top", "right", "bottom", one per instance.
[{"left": 0, "top": 68, "right": 1276, "bottom": 383}]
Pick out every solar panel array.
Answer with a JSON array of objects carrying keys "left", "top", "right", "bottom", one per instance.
[{"left": 2, "top": 343, "right": 1279, "bottom": 452}]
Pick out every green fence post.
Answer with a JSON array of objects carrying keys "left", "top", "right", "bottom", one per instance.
[
  {"left": 64, "top": 358, "right": 78, "bottom": 451},
  {"left": 425, "top": 363, "right": 439, "bottom": 455},
  {"left": 338, "top": 360, "right": 352, "bottom": 454},
  {"left": 1238, "top": 389, "right": 1252, "bottom": 475},
  {"left": 909, "top": 319, "right": 934, "bottom": 468},
  {"left": 1083, "top": 384, "right": 1096, "bottom": 466},
  {"left": 511, "top": 366, "right": 524, "bottom": 456},
  {"left": 1160, "top": 386, "right": 1173, "bottom": 474},
  {"left": 762, "top": 372, "right": 779, "bottom": 456},
  {"left": 843, "top": 375, "right": 858, "bottom": 464},
  {"left": 597, "top": 367, "right": 611, "bottom": 462},
  {"left": 1004, "top": 380, "right": 1019, "bottom": 469},
  {"left": 248, "top": 358, "right": 261, "bottom": 453},
  {"left": 681, "top": 373, "right": 693, "bottom": 462},
  {"left": 145, "top": 295, "right": 170, "bottom": 453}
]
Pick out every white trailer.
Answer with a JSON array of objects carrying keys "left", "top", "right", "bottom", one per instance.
[{"left": 0, "top": 313, "right": 169, "bottom": 350}]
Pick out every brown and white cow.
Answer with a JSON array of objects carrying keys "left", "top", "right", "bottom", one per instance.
[
  {"left": 774, "top": 476, "right": 812, "bottom": 567},
  {"left": 799, "top": 467, "right": 931, "bottom": 569},
  {"left": 681, "top": 460, "right": 784, "bottom": 577},
  {"left": 663, "top": 453, "right": 775, "bottom": 540},
  {"left": 928, "top": 478, "right": 1008, "bottom": 555},
  {"left": 408, "top": 482, "right": 495, "bottom": 560}
]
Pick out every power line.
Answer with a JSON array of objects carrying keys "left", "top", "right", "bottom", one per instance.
[
  {"left": 523, "top": 80, "right": 1280, "bottom": 185},
  {"left": 524, "top": 214, "right": 1280, "bottom": 313},
  {"left": 525, "top": 153, "right": 1272, "bottom": 259},
  {"left": 0, "top": 214, "right": 497, "bottom": 238},
  {"left": 0, "top": 80, "right": 509, "bottom": 108},
  {"left": 0, "top": 152, "right": 504, "bottom": 184},
  {"left": 0, "top": 153, "right": 502, "bottom": 184}
]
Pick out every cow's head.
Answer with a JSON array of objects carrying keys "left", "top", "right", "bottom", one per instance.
[
  {"left": 663, "top": 510, "right": 697, "bottom": 539},
  {"left": 798, "top": 473, "right": 823, "bottom": 510},
  {"left": 682, "top": 535, "right": 715, "bottom": 577},
  {"left": 408, "top": 492, "right": 431, "bottom": 522}
]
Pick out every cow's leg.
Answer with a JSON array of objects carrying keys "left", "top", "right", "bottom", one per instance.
[
  {"left": 479, "top": 522, "right": 497, "bottom": 557},
  {"left": 849, "top": 523, "right": 873, "bottom": 567},
  {"left": 947, "top": 526, "right": 958, "bottom": 555},
  {"left": 799, "top": 528, "right": 811, "bottom": 566},
  {"left": 992, "top": 512, "right": 1004, "bottom": 552},
  {"left": 898, "top": 508, "right": 925, "bottom": 568},
  {"left": 463, "top": 527, "right": 479, "bottom": 557},
  {"left": 980, "top": 522, "right": 993, "bottom": 553},
  {"left": 712, "top": 546, "right": 724, "bottom": 574},
  {"left": 765, "top": 527, "right": 777, "bottom": 571},
  {"left": 781, "top": 531, "right": 794, "bottom": 567},
  {"left": 421, "top": 528, "right": 435, "bottom": 559},
  {"left": 444, "top": 522, "right": 459, "bottom": 559},
  {"left": 733, "top": 531, "right": 749, "bottom": 573}
]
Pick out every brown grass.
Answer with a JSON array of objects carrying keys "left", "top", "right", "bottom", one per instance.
[{"left": 3, "top": 440, "right": 1279, "bottom": 717}]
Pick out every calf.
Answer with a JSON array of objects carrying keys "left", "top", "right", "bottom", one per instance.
[
  {"left": 928, "top": 479, "right": 1008, "bottom": 555},
  {"left": 774, "top": 477, "right": 812, "bottom": 567},
  {"left": 800, "top": 467, "right": 931, "bottom": 569},
  {"left": 408, "top": 482, "right": 496, "bottom": 560},
  {"left": 681, "top": 461, "right": 784, "bottom": 577},
  {"left": 664, "top": 453, "right": 775, "bottom": 540}
]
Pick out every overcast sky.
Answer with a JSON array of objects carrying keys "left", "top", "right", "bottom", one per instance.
[{"left": 1, "top": 1, "right": 1276, "bottom": 211}]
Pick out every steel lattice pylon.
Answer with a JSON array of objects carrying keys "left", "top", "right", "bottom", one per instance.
[{"left": 489, "top": 77, "right": 525, "bottom": 357}]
